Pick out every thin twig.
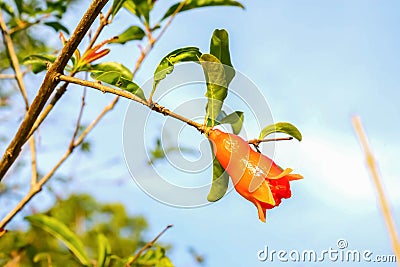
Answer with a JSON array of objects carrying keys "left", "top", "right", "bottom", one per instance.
[
  {"left": 57, "top": 74, "right": 204, "bottom": 132},
  {"left": 27, "top": 80, "right": 72, "bottom": 141},
  {"left": 0, "top": 10, "right": 29, "bottom": 108},
  {"left": 126, "top": 225, "right": 173, "bottom": 266},
  {"left": 0, "top": 9, "right": 39, "bottom": 187},
  {"left": 28, "top": 136, "right": 38, "bottom": 186},
  {"left": 69, "top": 88, "right": 86, "bottom": 149},
  {"left": 87, "top": 7, "right": 113, "bottom": 51},
  {"left": 0, "top": 96, "right": 119, "bottom": 229},
  {"left": 8, "top": 14, "right": 50, "bottom": 35},
  {"left": 0, "top": 0, "right": 109, "bottom": 181},
  {"left": 0, "top": 74, "right": 16, "bottom": 79},
  {"left": 132, "top": 0, "right": 188, "bottom": 78},
  {"left": 248, "top": 136, "right": 293, "bottom": 145},
  {"left": 352, "top": 116, "right": 400, "bottom": 266}
]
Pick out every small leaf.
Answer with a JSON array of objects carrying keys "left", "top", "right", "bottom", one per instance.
[
  {"left": 25, "top": 214, "right": 90, "bottom": 266},
  {"left": 210, "top": 29, "right": 235, "bottom": 86},
  {"left": 259, "top": 122, "right": 302, "bottom": 141},
  {"left": 44, "top": 21, "right": 69, "bottom": 34},
  {"left": 156, "top": 257, "right": 174, "bottom": 267},
  {"left": 97, "top": 234, "right": 111, "bottom": 267},
  {"left": 111, "top": 0, "right": 127, "bottom": 18},
  {"left": 33, "top": 252, "right": 52, "bottom": 263},
  {"left": 110, "top": 26, "right": 145, "bottom": 44},
  {"left": 219, "top": 111, "right": 244, "bottom": 134},
  {"left": 90, "top": 62, "right": 146, "bottom": 100},
  {"left": 90, "top": 62, "right": 132, "bottom": 80},
  {"left": 207, "top": 145, "right": 229, "bottom": 202},
  {"left": 200, "top": 54, "right": 227, "bottom": 125},
  {"left": 152, "top": 47, "right": 202, "bottom": 98},
  {"left": 124, "top": 0, "right": 153, "bottom": 24},
  {"left": 161, "top": 0, "right": 244, "bottom": 21},
  {"left": 23, "top": 54, "right": 57, "bottom": 74}
]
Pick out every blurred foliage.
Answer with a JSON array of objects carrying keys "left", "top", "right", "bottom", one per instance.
[
  {"left": 0, "top": 194, "right": 174, "bottom": 266},
  {"left": 0, "top": 0, "right": 79, "bottom": 72}
]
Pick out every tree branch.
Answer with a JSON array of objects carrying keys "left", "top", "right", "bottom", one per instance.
[
  {"left": 0, "top": 0, "right": 109, "bottom": 181},
  {"left": 0, "top": 95, "right": 118, "bottom": 229},
  {"left": 0, "top": 10, "right": 39, "bottom": 189},
  {"left": 126, "top": 225, "right": 173, "bottom": 266},
  {"left": 132, "top": 0, "right": 188, "bottom": 78},
  {"left": 57, "top": 74, "right": 204, "bottom": 132}
]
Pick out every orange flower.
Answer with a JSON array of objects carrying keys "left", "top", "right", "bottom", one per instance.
[{"left": 208, "top": 128, "right": 303, "bottom": 222}]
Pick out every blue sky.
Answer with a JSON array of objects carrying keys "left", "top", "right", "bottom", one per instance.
[{"left": 5, "top": 1, "right": 400, "bottom": 266}]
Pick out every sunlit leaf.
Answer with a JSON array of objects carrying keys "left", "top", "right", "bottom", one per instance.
[
  {"left": 33, "top": 252, "right": 52, "bottom": 263},
  {"left": 219, "top": 111, "right": 243, "bottom": 134},
  {"left": 259, "top": 122, "right": 302, "bottom": 141},
  {"left": 157, "top": 257, "right": 174, "bottom": 267},
  {"left": 110, "top": 26, "right": 145, "bottom": 44},
  {"left": 152, "top": 47, "right": 202, "bottom": 98},
  {"left": 161, "top": 0, "right": 244, "bottom": 21},
  {"left": 25, "top": 214, "right": 90, "bottom": 266},
  {"left": 200, "top": 54, "right": 227, "bottom": 125},
  {"left": 97, "top": 234, "right": 111, "bottom": 267},
  {"left": 23, "top": 54, "right": 57, "bottom": 73},
  {"left": 90, "top": 62, "right": 146, "bottom": 100},
  {"left": 44, "top": 21, "right": 69, "bottom": 34},
  {"left": 123, "top": 0, "right": 154, "bottom": 24},
  {"left": 111, "top": 0, "right": 127, "bottom": 18},
  {"left": 207, "top": 145, "right": 229, "bottom": 202},
  {"left": 210, "top": 29, "right": 235, "bottom": 86}
]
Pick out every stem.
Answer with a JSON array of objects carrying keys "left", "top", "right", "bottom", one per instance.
[
  {"left": 0, "top": 74, "right": 16, "bottom": 79},
  {"left": 352, "top": 116, "right": 400, "bottom": 266},
  {"left": 0, "top": 96, "right": 118, "bottom": 229},
  {"left": 0, "top": 9, "right": 39, "bottom": 188},
  {"left": 57, "top": 74, "right": 204, "bottom": 132},
  {"left": 0, "top": 0, "right": 109, "bottom": 181},
  {"left": 132, "top": 0, "right": 188, "bottom": 79},
  {"left": 248, "top": 136, "right": 294, "bottom": 145},
  {"left": 86, "top": 7, "right": 113, "bottom": 51},
  {"left": 126, "top": 225, "right": 173, "bottom": 266}
]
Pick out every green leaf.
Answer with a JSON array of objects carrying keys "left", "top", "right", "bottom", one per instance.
[
  {"left": 219, "top": 111, "right": 244, "bottom": 134},
  {"left": 44, "top": 21, "right": 69, "bottom": 34},
  {"left": 25, "top": 214, "right": 90, "bottom": 266},
  {"left": 23, "top": 54, "right": 57, "bottom": 74},
  {"left": 156, "top": 257, "right": 174, "bottom": 267},
  {"left": 15, "top": 0, "right": 23, "bottom": 15},
  {"left": 207, "top": 145, "right": 229, "bottom": 202},
  {"left": 200, "top": 54, "right": 227, "bottom": 125},
  {"left": 210, "top": 29, "right": 235, "bottom": 86},
  {"left": 33, "top": 252, "right": 52, "bottom": 263},
  {"left": 124, "top": 0, "right": 153, "bottom": 24},
  {"left": 89, "top": 62, "right": 146, "bottom": 100},
  {"left": 0, "top": 1, "right": 15, "bottom": 16},
  {"left": 110, "top": 26, "right": 145, "bottom": 44},
  {"left": 259, "top": 122, "right": 302, "bottom": 141},
  {"left": 152, "top": 47, "right": 202, "bottom": 98},
  {"left": 161, "top": 0, "right": 244, "bottom": 21},
  {"left": 97, "top": 234, "right": 111, "bottom": 267},
  {"left": 111, "top": 0, "right": 127, "bottom": 18}
]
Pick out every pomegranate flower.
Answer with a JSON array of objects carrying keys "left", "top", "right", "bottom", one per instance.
[{"left": 208, "top": 128, "right": 303, "bottom": 222}]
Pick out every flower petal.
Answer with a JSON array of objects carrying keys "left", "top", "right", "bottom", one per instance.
[
  {"left": 286, "top": 173, "right": 304, "bottom": 181},
  {"left": 251, "top": 181, "right": 276, "bottom": 206},
  {"left": 267, "top": 168, "right": 293, "bottom": 180},
  {"left": 254, "top": 200, "right": 267, "bottom": 223}
]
